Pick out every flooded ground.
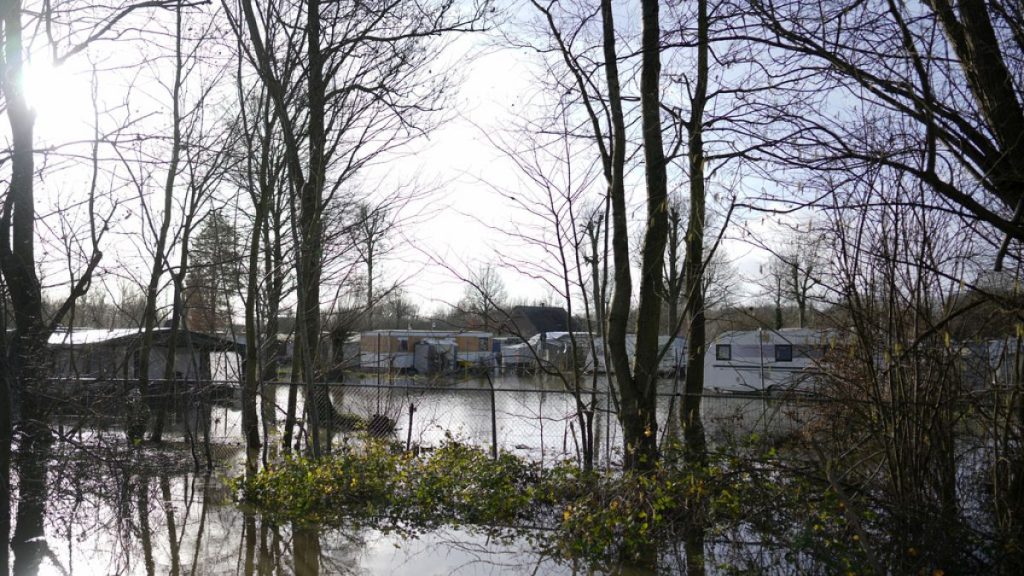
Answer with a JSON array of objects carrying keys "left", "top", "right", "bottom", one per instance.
[
  {"left": 200, "top": 373, "right": 813, "bottom": 466},
  {"left": 4, "top": 374, "right": 830, "bottom": 575},
  {"left": 36, "top": 466, "right": 580, "bottom": 575}
]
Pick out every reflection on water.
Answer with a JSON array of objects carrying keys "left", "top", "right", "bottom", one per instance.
[
  {"left": 6, "top": 374, "right": 808, "bottom": 575},
  {"left": 185, "top": 373, "right": 806, "bottom": 469},
  {"left": 13, "top": 457, "right": 615, "bottom": 575}
]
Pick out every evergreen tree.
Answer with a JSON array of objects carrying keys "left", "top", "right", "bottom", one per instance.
[{"left": 186, "top": 210, "right": 242, "bottom": 332}]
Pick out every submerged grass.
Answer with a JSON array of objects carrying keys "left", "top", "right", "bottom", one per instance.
[{"left": 234, "top": 437, "right": 897, "bottom": 572}]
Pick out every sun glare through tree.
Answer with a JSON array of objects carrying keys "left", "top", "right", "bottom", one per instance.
[{"left": 1, "top": 0, "right": 1023, "bottom": 574}]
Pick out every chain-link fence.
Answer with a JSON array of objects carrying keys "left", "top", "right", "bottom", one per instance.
[
  {"left": 146, "top": 374, "right": 823, "bottom": 466},
  {"left": 299, "top": 380, "right": 819, "bottom": 464},
  {"left": 37, "top": 373, "right": 1011, "bottom": 469}
]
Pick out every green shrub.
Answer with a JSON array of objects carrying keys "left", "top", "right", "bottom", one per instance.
[{"left": 235, "top": 439, "right": 878, "bottom": 571}]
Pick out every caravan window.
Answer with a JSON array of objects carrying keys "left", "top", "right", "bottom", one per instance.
[
  {"left": 479, "top": 337, "right": 488, "bottom": 351},
  {"left": 716, "top": 344, "right": 731, "bottom": 361},
  {"left": 775, "top": 344, "right": 793, "bottom": 362},
  {"left": 398, "top": 338, "right": 409, "bottom": 352}
]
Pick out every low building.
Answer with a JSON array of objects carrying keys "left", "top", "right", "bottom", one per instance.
[{"left": 48, "top": 326, "right": 243, "bottom": 382}]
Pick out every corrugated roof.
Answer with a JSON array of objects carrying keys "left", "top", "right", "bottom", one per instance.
[
  {"left": 47, "top": 327, "right": 243, "bottom": 350},
  {"left": 48, "top": 328, "right": 143, "bottom": 346}
]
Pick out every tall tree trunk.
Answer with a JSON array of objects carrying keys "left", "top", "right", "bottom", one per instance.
[
  {"left": 0, "top": 296, "right": 11, "bottom": 576},
  {"left": 151, "top": 261, "right": 186, "bottom": 442},
  {"left": 136, "top": 2, "right": 185, "bottom": 441},
  {"left": 598, "top": 0, "right": 638, "bottom": 470},
  {"left": 667, "top": 208, "right": 682, "bottom": 335},
  {"left": 243, "top": 169, "right": 268, "bottom": 462},
  {"left": 238, "top": 49, "right": 272, "bottom": 466},
  {"left": 153, "top": 191, "right": 200, "bottom": 442},
  {"left": 365, "top": 240, "right": 374, "bottom": 326},
  {"left": 0, "top": 0, "right": 46, "bottom": 431},
  {"left": 239, "top": 0, "right": 325, "bottom": 456},
  {"left": 587, "top": 217, "right": 605, "bottom": 340},
  {"left": 299, "top": 0, "right": 326, "bottom": 456},
  {"left": 681, "top": 0, "right": 710, "bottom": 467},
  {"left": 261, "top": 213, "right": 283, "bottom": 386},
  {"left": 629, "top": 0, "right": 671, "bottom": 471},
  {"left": 0, "top": 384, "right": 8, "bottom": 576},
  {"left": 1, "top": 5, "right": 51, "bottom": 572},
  {"left": 262, "top": 209, "right": 284, "bottom": 458},
  {"left": 283, "top": 357, "right": 299, "bottom": 453},
  {"left": 592, "top": 0, "right": 669, "bottom": 471}
]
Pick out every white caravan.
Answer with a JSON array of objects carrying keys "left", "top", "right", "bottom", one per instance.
[
  {"left": 589, "top": 335, "right": 686, "bottom": 375},
  {"left": 704, "top": 328, "right": 831, "bottom": 393}
]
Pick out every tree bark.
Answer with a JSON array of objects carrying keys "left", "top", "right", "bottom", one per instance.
[
  {"left": 666, "top": 207, "right": 683, "bottom": 336},
  {"left": 596, "top": 0, "right": 640, "bottom": 471},
  {"left": 0, "top": 6, "right": 51, "bottom": 570},
  {"left": 136, "top": 1, "right": 185, "bottom": 441},
  {"left": 682, "top": 0, "right": 710, "bottom": 466},
  {"left": 237, "top": 46, "right": 276, "bottom": 464},
  {"left": 299, "top": 0, "right": 326, "bottom": 455},
  {"left": 626, "top": 0, "right": 671, "bottom": 471}
]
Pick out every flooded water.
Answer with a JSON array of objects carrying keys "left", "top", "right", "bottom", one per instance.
[
  {"left": 198, "top": 373, "right": 811, "bottom": 467},
  {"left": 31, "top": 467, "right": 575, "bottom": 575},
  {"left": 7, "top": 448, "right": 672, "bottom": 575},
  {"left": 12, "top": 463, "right": 584, "bottom": 575},
  {"left": 5, "top": 373, "right": 817, "bottom": 575}
]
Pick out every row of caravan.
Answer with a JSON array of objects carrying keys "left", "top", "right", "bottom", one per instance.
[
  {"left": 356, "top": 328, "right": 1022, "bottom": 391},
  {"left": 704, "top": 329, "right": 1024, "bottom": 393},
  {"left": 500, "top": 333, "right": 687, "bottom": 375},
  {"left": 498, "top": 328, "right": 834, "bottom": 393},
  {"left": 359, "top": 330, "right": 496, "bottom": 374},
  {"left": 500, "top": 329, "right": 830, "bottom": 392},
  {"left": 356, "top": 328, "right": 827, "bottom": 388}
]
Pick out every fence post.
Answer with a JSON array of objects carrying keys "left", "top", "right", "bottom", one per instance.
[
  {"left": 485, "top": 371, "right": 498, "bottom": 460},
  {"left": 325, "top": 381, "right": 333, "bottom": 455},
  {"left": 604, "top": 389, "right": 612, "bottom": 471},
  {"left": 406, "top": 402, "right": 416, "bottom": 452}
]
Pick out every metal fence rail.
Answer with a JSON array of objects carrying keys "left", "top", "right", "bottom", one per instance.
[
  {"left": 36, "top": 375, "right": 1007, "bottom": 468},
  {"left": 167, "top": 378, "right": 829, "bottom": 466}
]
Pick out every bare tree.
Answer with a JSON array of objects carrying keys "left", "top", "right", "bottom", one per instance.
[
  {"left": 460, "top": 264, "right": 507, "bottom": 332},
  {"left": 757, "top": 230, "right": 823, "bottom": 329},
  {"left": 518, "top": 0, "right": 671, "bottom": 471},
  {"left": 813, "top": 167, "right": 990, "bottom": 572},
  {"left": 0, "top": 0, "right": 180, "bottom": 570},
  {"left": 118, "top": 4, "right": 238, "bottom": 445},
  {"left": 750, "top": 0, "right": 1024, "bottom": 264},
  {"left": 673, "top": 0, "right": 713, "bottom": 467},
  {"left": 232, "top": 61, "right": 292, "bottom": 461},
  {"left": 378, "top": 288, "right": 419, "bottom": 330},
  {"left": 350, "top": 201, "right": 393, "bottom": 326},
  {"left": 225, "top": 0, "right": 490, "bottom": 456},
  {"left": 132, "top": 0, "right": 188, "bottom": 441}
]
